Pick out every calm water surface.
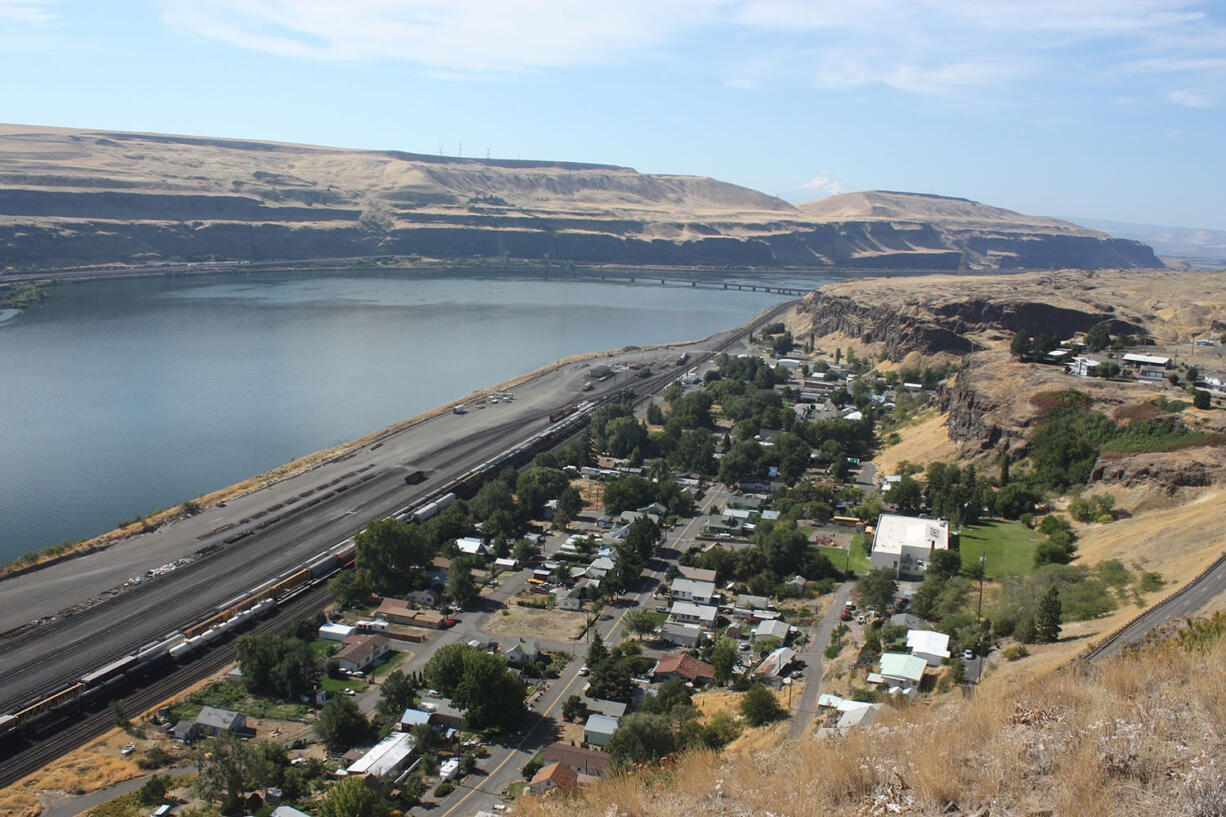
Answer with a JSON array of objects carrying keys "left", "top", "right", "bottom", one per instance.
[{"left": 0, "top": 269, "right": 831, "bottom": 561}]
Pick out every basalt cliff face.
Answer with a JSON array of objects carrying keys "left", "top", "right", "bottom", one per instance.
[{"left": 0, "top": 124, "right": 1162, "bottom": 271}]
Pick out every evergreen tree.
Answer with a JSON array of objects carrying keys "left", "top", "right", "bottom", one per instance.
[{"left": 1037, "top": 586, "right": 1062, "bottom": 643}]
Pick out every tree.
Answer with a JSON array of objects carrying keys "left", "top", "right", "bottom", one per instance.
[
  {"left": 1010, "top": 332, "right": 1032, "bottom": 360},
  {"left": 316, "top": 695, "right": 372, "bottom": 753},
  {"left": 236, "top": 633, "right": 318, "bottom": 698},
  {"left": 138, "top": 774, "right": 168, "bottom": 805},
  {"left": 194, "top": 734, "right": 282, "bottom": 813},
  {"left": 555, "top": 485, "right": 583, "bottom": 528},
  {"left": 1037, "top": 586, "right": 1062, "bottom": 643},
  {"left": 708, "top": 637, "right": 737, "bottom": 684},
  {"left": 624, "top": 608, "right": 659, "bottom": 640},
  {"left": 739, "top": 684, "right": 785, "bottom": 726},
  {"left": 859, "top": 567, "right": 898, "bottom": 613},
  {"left": 884, "top": 475, "right": 923, "bottom": 514},
  {"left": 355, "top": 517, "right": 432, "bottom": 596},
  {"left": 625, "top": 517, "right": 661, "bottom": 562},
  {"left": 646, "top": 401, "right": 665, "bottom": 425},
  {"left": 1194, "top": 389, "right": 1212, "bottom": 410},
  {"left": 927, "top": 548, "right": 963, "bottom": 581},
  {"left": 446, "top": 556, "right": 479, "bottom": 608},
  {"left": 513, "top": 538, "right": 538, "bottom": 564},
  {"left": 562, "top": 694, "right": 589, "bottom": 721},
  {"left": 1084, "top": 324, "right": 1110, "bottom": 352},
  {"left": 604, "top": 712, "right": 677, "bottom": 767},
  {"left": 376, "top": 669, "right": 418, "bottom": 723},
  {"left": 424, "top": 644, "right": 526, "bottom": 733},
  {"left": 319, "top": 775, "right": 390, "bottom": 817}
]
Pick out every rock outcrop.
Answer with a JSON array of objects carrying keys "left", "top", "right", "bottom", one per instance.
[{"left": 0, "top": 124, "right": 1163, "bottom": 271}]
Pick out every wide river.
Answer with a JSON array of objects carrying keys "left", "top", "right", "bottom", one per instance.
[{"left": 0, "top": 268, "right": 832, "bottom": 563}]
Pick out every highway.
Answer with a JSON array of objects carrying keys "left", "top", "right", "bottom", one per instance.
[{"left": 0, "top": 301, "right": 796, "bottom": 730}]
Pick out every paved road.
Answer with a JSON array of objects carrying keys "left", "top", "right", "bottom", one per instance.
[
  {"left": 787, "top": 582, "right": 852, "bottom": 740},
  {"left": 0, "top": 331, "right": 747, "bottom": 715},
  {"left": 1088, "top": 550, "right": 1226, "bottom": 661}
]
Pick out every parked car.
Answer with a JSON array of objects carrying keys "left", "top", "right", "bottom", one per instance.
[
  {"left": 738, "top": 641, "right": 751, "bottom": 651},
  {"left": 963, "top": 649, "right": 976, "bottom": 660},
  {"left": 578, "top": 666, "right": 590, "bottom": 676}
]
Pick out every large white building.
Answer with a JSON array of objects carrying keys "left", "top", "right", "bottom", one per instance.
[{"left": 869, "top": 514, "right": 950, "bottom": 580}]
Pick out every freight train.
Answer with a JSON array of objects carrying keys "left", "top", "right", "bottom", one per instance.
[{"left": 0, "top": 388, "right": 633, "bottom": 741}]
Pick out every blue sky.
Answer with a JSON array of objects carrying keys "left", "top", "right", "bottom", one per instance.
[{"left": 1, "top": 0, "right": 1223, "bottom": 229}]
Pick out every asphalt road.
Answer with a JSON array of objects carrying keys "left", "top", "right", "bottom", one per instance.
[
  {"left": 787, "top": 582, "right": 852, "bottom": 740},
  {"left": 0, "top": 323, "right": 761, "bottom": 716}
]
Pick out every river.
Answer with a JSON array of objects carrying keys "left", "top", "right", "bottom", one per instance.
[{"left": 0, "top": 268, "right": 834, "bottom": 562}]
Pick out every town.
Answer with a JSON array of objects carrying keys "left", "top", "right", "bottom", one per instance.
[{"left": 48, "top": 321, "right": 1223, "bottom": 817}]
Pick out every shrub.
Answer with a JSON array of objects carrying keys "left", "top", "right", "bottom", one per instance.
[
  {"left": 1139, "top": 571, "right": 1164, "bottom": 593},
  {"left": 1002, "top": 645, "right": 1030, "bottom": 661},
  {"left": 434, "top": 781, "right": 454, "bottom": 797}
]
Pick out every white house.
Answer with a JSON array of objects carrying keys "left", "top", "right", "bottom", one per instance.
[
  {"left": 661, "top": 621, "right": 703, "bottom": 648},
  {"left": 755, "top": 646, "right": 796, "bottom": 678},
  {"left": 753, "top": 618, "right": 792, "bottom": 643},
  {"left": 869, "top": 514, "right": 950, "bottom": 581},
  {"left": 669, "top": 600, "right": 718, "bottom": 629},
  {"left": 334, "top": 634, "right": 390, "bottom": 674},
  {"left": 455, "top": 537, "right": 487, "bottom": 556},
  {"left": 584, "top": 713, "right": 619, "bottom": 748},
  {"left": 1067, "top": 355, "right": 1103, "bottom": 377},
  {"left": 670, "top": 578, "right": 716, "bottom": 604},
  {"left": 345, "top": 732, "right": 417, "bottom": 777},
  {"left": 1200, "top": 370, "right": 1226, "bottom": 393},
  {"left": 906, "top": 629, "right": 951, "bottom": 666}
]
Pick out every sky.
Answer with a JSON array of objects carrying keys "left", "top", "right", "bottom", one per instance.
[{"left": 1, "top": 0, "right": 1224, "bottom": 230}]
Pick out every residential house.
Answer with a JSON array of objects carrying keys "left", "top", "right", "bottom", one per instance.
[
  {"left": 836, "top": 702, "right": 884, "bottom": 730},
  {"left": 582, "top": 698, "right": 628, "bottom": 718},
  {"left": 753, "top": 618, "right": 792, "bottom": 644},
  {"left": 271, "top": 807, "right": 314, "bottom": 817},
  {"left": 670, "top": 578, "right": 716, "bottom": 605},
  {"left": 1200, "top": 370, "right": 1226, "bottom": 393},
  {"left": 668, "top": 601, "right": 718, "bottom": 629},
  {"left": 1067, "top": 355, "right": 1103, "bottom": 377},
  {"left": 869, "top": 514, "right": 950, "bottom": 581},
  {"left": 871, "top": 653, "right": 927, "bottom": 692},
  {"left": 1122, "top": 353, "right": 1172, "bottom": 380},
  {"left": 676, "top": 565, "right": 717, "bottom": 583},
  {"left": 503, "top": 638, "right": 541, "bottom": 666},
  {"left": 455, "top": 536, "right": 487, "bottom": 556},
  {"left": 736, "top": 594, "right": 773, "bottom": 611},
  {"left": 419, "top": 698, "right": 466, "bottom": 730},
  {"left": 345, "top": 732, "right": 417, "bottom": 777},
  {"left": 906, "top": 630, "right": 951, "bottom": 667},
  {"left": 587, "top": 557, "right": 616, "bottom": 578},
  {"left": 584, "top": 713, "right": 619, "bottom": 748},
  {"left": 542, "top": 743, "right": 611, "bottom": 777},
  {"left": 426, "top": 556, "right": 451, "bottom": 585},
  {"left": 756, "top": 646, "right": 797, "bottom": 678},
  {"left": 661, "top": 621, "right": 703, "bottom": 648},
  {"left": 557, "top": 585, "right": 584, "bottom": 611},
  {"left": 376, "top": 598, "right": 446, "bottom": 629},
  {"left": 333, "top": 634, "right": 390, "bottom": 674},
  {"left": 530, "top": 762, "right": 579, "bottom": 795},
  {"left": 651, "top": 654, "right": 715, "bottom": 685},
  {"left": 319, "top": 623, "right": 356, "bottom": 642},
  {"left": 398, "top": 708, "right": 432, "bottom": 731},
  {"left": 193, "top": 707, "right": 246, "bottom": 739},
  {"left": 406, "top": 588, "right": 442, "bottom": 607}
]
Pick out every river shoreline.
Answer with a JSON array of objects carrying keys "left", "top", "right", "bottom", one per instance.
[{"left": 0, "top": 296, "right": 794, "bottom": 579}]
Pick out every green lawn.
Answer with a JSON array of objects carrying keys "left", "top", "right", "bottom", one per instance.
[
  {"left": 816, "top": 533, "right": 871, "bottom": 573},
  {"left": 957, "top": 520, "right": 1042, "bottom": 578},
  {"left": 320, "top": 675, "right": 369, "bottom": 694}
]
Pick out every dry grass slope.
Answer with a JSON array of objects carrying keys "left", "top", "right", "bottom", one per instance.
[{"left": 520, "top": 631, "right": 1226, "bottom": 817}]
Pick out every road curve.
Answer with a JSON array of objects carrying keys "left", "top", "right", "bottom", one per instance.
[{"left": 1083, "top": 550, "right": 1226, "bottom": 662}]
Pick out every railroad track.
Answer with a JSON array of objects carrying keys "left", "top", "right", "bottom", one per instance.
[
  {"left": 0, "top": 583, "right": 330, "bottom": 789},
  {"left": 0, "top": 297, "right": 800, "bottom": 781}
]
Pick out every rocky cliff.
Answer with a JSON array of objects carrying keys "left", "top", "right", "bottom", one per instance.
[{"left": 0, "top": 124, "right": 1163, "bottom": 271}]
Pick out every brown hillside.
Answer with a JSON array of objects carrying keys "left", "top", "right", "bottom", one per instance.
[{"left": 0, "top": 123, "right": 1159, "bottom": 271}]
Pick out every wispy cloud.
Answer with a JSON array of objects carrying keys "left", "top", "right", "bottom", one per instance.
[
  {"left": 799, "top": 172, "right": 846, "bottom": 197},
  {"left": 0, "top": 0, "right": 57, "bottom": 25},
  {"left": 158, "top": 0, "right": 1226, "bottom": 102},
  {"left": 159, "top": 0, "right": 706, "bottom": 73},
  {"left": 1168, "top": 89, "right": 1215, "bottom": 108}
]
